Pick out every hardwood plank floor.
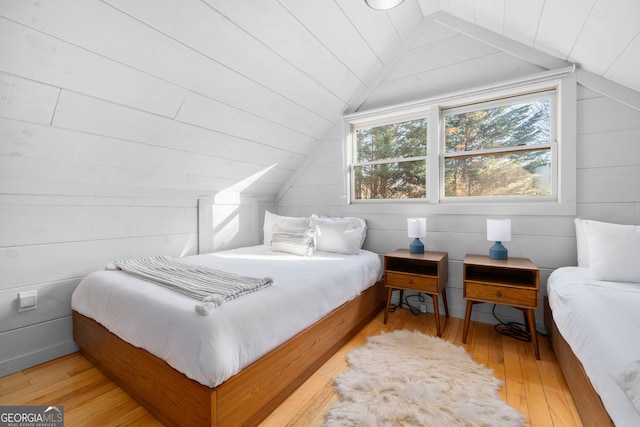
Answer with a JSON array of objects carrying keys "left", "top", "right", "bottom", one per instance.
[{"left": 0, "top": 309, "right": 582, "bottom": 426}]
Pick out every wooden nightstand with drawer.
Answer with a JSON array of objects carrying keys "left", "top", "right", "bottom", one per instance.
[
  {"left": 463, "top": 254, "right": 540, "bottom": 359},
  {"left": 383, "top": 249, "right": 449, "bottom": 337}
]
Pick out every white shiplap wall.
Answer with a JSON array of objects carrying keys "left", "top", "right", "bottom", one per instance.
[{"left": 277, "top": 22, "right": 640, "bottom": 332}]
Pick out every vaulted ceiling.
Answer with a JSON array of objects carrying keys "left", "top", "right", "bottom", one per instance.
[
  {"left": 428, "top": 0, "right": 640, "bottom": 94},
  {"left": 2, "top": 0, "right": 638, "bottom": 200}
]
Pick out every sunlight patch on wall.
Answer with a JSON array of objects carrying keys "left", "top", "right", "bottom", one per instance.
[
  {"left": 199, "top": 165, "right": 277, "bottom": 253},
  {"left": 215, "top": 164, "right": 278, "bottom": 202}
]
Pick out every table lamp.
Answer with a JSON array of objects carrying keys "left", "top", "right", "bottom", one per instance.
[
  {"left": 487, "top": 219, "right": 511, "bottom": 260},
  {"left": 408, "top": 218, "right": 427, "bottom": 254}
]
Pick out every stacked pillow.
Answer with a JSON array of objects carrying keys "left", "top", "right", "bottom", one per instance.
[
  {"left": 271, "top": 224, "right": 317, "bottom": 256},
  {"left": 574, "top": 218, "right": 640, "bottom": 283},
  {"left": 263, "top": 211, "right": 367, "bottom": 256}
]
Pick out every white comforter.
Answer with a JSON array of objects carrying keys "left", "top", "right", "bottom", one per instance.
[
  {"left": 547, "top": 267, "right": 640, "bottom": 427},
  {"left": 72, "top": 245, "right": 382, "bottom": 388}
]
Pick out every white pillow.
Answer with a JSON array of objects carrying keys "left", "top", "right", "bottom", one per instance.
[
  {"left": 263, "top": 211, "right": 309, "bottom": 245},
  {"left": 583, "top": 219, "right": 640, "bottom": 283},
  {"left": 574, "top": 218, "right": 589, "bottom": 267},
  {"left": 271, "top": 224, "right": 317, "bottom": 256},
  {"left": 309, "top": 215, "right": 367, "bottom": 255}
]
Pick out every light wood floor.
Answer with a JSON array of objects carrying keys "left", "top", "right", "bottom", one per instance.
[{"left": 0, "top": 308, "right": 583, "bottom": 426}]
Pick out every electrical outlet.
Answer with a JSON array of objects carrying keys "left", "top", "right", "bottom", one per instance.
[
  {"left": 18, "top": 290, "right": 37, "bottom": 312},
  {"left": 420, "top": 303, "right": 427, "bottom": 313}
]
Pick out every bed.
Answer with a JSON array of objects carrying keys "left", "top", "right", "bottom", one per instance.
[
  {"left": 72, "top": 212, "right": 385, "bottom": 426},
  {"left": 544, "top": 218, "right": 640, "bottom": 427}
]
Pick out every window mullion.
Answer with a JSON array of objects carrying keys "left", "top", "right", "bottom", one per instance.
[
  {"left": 444, "top": 144, "right": 552, "bottom": 160},
  {"left": 428, "top": 107, "right": 440, "bottom": 203},
  {"left": 354, "top": 156, "right": 427, "bottom": 167}
]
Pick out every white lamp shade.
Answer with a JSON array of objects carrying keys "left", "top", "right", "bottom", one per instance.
[
  {"left": 407, "top": 218, "right": 427, "bottom": 238},
  {"left": 487, "top": 219, "right": 511, "bottom": 242},
  {"left": 365, "top": 0, "right": 405, "bottom": 10}
]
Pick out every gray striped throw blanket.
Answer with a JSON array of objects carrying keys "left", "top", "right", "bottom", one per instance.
[{"left": 109, "top": 256, "right": 273, "bottom": 315}]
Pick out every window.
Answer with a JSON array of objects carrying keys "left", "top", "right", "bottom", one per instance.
[
  {"left": 443, "top": 91, "right": 555, "bottom": 199},
  {"left": 343, "top": 69, "right": 576, "bottom": 215},
  {"left": 352, "top": 117, "right": 428, "bottom": 200}
]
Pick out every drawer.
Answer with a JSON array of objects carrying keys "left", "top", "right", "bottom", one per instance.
[
  {"left": 386, "top": 272, "right": 439, "bottom": 293},
  {"left": 464, "top": 281, "right": 538, "bottom": 308}
]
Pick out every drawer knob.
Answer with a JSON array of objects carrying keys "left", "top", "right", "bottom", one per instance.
[
  {"left": 407, "top": 279, "right": 414, "bottom": 284},
  {"left": 496, "top": 291, "right": 502, "bottom": 297}
]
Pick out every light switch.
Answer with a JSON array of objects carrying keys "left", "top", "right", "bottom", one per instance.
[{"left": 18, "top": 290, "right": 37, "bottom": 312}]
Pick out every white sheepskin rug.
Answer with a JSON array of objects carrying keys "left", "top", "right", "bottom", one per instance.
[{"left": 324, "top": 330, "right": 524, "bottom": 427}]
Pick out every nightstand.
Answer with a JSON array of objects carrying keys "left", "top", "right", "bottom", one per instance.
[
  {"left": 383, "top": 249, "right": 449, "bottom": 337},
  {"left": 462, "top": 254, "right": 540, "bottom": 359}
]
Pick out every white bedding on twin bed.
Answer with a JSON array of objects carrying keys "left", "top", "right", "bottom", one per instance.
[
  {"left": 547, "top": 267, "right": 640, "bottom": 427},
  {"left": 71, "top": 245, "right": 383, "bottom": 388}
]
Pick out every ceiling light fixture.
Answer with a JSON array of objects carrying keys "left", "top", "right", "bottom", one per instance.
[{"left": 365, "top": 0, "right": 405, "bottom": 11}]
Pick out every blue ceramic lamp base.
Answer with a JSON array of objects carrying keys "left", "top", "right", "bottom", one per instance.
[
  {"left": 409, "top": 238, "right": 424, "bottom": 254},
  {"left": 489, "top": 241, "right": 508, "bottom": 260}
]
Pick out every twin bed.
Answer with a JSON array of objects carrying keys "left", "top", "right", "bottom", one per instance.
[
  {"left": 72, "top": 212, "right": 385, "bottom": 426},
  {"left": 544, "top": 219, "right": 640, "bottom": 427}
]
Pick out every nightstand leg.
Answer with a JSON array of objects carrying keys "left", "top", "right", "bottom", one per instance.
[
  {"left": 463, "top": 300, "right": 473, "bottom": 343},
  {"left": 431, "top": 294, "right": 442, "bottom": 337},
  {"left": 383, "top": 287, "right": 393, "bottom": 324},
  {"left": 441, "top": 289, "right": 449, "bottom": 318},
  {"left": 526, "top": 309, "right": 540, "bottom": 360}
]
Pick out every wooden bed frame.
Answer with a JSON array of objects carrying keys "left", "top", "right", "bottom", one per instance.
[
  {"left": 73, "top": 279, "right": 386, "bottom": 426},
  {"left": 543, "top": 297, "right": 614, "bottom": 427}
]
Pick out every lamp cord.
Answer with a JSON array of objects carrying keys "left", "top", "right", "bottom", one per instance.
[
  {"left": 391, "top": 296, "right": 534, "bottom": 343},
  {"left": 388, "top": 293, "right": 426, "bottom": 315},
  {"left": 491, "top": 304, "right": 531, "bottom": 342}
]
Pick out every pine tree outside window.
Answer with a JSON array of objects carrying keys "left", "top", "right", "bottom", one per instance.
[
  {"left": 442, "top": 91, "right": 555, "bottom": 199},
  {"left": 352, "top": 117, "right": 428, "bottom": 200}
]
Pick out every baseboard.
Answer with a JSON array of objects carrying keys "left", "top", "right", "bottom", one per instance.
[
  {"left": 0, "top": 316, "right": 78, "bottom": 378},
  {"left": 0, "top": 341, "right": 78, "bottom": 378}
]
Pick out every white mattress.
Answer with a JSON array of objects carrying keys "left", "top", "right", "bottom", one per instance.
[
  {"left": 72, "top": 245, "right": 382, "bottom": 388},
  {"left": 547, "top": 267, "right": 640, "bottom": 427}
]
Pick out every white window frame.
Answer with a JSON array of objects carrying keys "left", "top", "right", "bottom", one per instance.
[
  {"left": 343, "top": 68, "right": 577, "bottom": 216},
  {"left": 350, "top": 112, "right": 430, "bottom": 201},
  {"left": 440, "top": 89, "right": 557, "bottom": 202}
]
